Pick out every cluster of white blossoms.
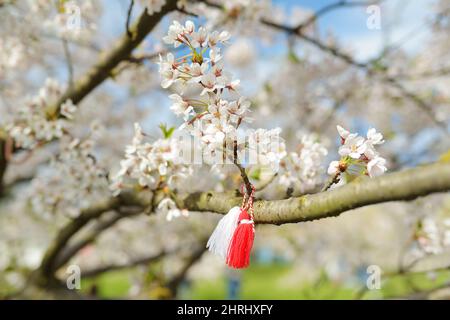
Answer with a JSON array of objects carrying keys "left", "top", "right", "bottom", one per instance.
[
  {"left": 157, "top": 198, "right": 189, "bottom": 221},
  {"left": 159, "top": 20, "right": 285, "bottom": 170},
  {"left": 414, "top": 217, "right": 450, "bottom": 256},
  {"left": 29, "top": 137, "right": 108, "bottom": 219},
  {"left": 224, "top": 39, "right": 256, "bottom": 67},
  {"left": 246, "top": 128, "right": 286, "bottom": 172},
  {"left": 221, "top": 0, "right": 269, "bottom": 18},
  {"left": 279, "top": 134, "right": 328, "bottom": 193},
  {"left": 5, "top": 79, "right": 77, "bottom": 149},
  {"left": 327, "top": 125, "right": 387, "bottom": 179},
  {"left": 0, "top": 36, "right": 24, "bottom": 76},
  {"left": 139, "top": 0, "right": 166, "bottom": 14},
  {"left": 110, "top": 123, "right": 192, "bottom": 197},
  {"left": 43, "top": 0, "right": 97, "bottom": 41},
  {"left": 113, "top": 20, "right": 286, "bottom": 221}
]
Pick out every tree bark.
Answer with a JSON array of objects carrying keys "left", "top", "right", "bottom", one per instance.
[
  {"left": 0, "top": 139, "right": 6, "bottom": 196},
  {"left": 33, "top": 198, "right": 120, "bottom": 286},
  {"left": 178, "top": 162, "right": 450, "bottom": 224}
]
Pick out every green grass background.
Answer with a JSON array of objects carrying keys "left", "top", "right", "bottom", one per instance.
[{"left": 80, "top": 263, "right": 450, "bottom": 299}]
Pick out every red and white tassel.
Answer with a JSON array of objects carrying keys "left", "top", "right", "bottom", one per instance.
[
  {"left": 206, "top": 206, "right": 241, "bottom": 259},
  {"left": 207, "top": 185, "right": 256, "bottom": 269},
  {"left": 226, "top": 208, "right": 255, "bottom": 269}
]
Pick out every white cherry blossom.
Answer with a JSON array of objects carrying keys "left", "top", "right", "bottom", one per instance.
[
  {"left": 329, "top": 126, "right": 387, "bottom": 181},
  {"left": 60, "top": 99, "right": 77, "bottom": 120},
  {"left": 162, "top": 20, "right": 184, "bottom": 47},
  {"left": 6, "top": 79, "right": 78, "bottom": 149},
  {"left": 157, "top": 198, "right": 189, "bottom": 221},
  {"left": 367, "top": 157, "right": 387, "bottom": 177},
  {"left": 110, "top": 123, "right": 192, "bottom": 196},
  {"left": 336, "top": 125, "right": 350, "bottom": 140},
  {"left": 158, "top": 53, "right": 179, "bottom": 89},
  {"left": 367, "top": 128, "right": 384, "bottom": 145},
  {"left": 327, "top": 160, "right": 340, "bottom": 176},
  {"left": 338, "top": 133, "right": 366, "bottom": 159},
  {"left": 157, "top": 20, "right": 286, "bottom": 171},
  {"left": 169, "top": 94, "right": 194, "bottom": 120},
  {"left": 279, "top": 134, "right": 327, "bottom": 192}
]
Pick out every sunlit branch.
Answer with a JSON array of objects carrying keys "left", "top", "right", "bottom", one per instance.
[
  {"left": 54, "top": 207, "right": 143, "bottom": 270},
  {"left": 82, "top": 251, "right": 167, "bottom": 279},
  {"left": 177, "top": 162, "right": 450, "bottom": 225}
]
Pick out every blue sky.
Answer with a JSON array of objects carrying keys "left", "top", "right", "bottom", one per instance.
[
  {"left": 94, "top": 0, "right": 440, "bottom": 67},
  {"left": 272, "top": 0, "right": 437, "bottom": 61}
]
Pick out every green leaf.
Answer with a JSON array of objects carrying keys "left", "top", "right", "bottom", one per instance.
[
  {"left": 250, "top": 167, "right": 262, "bottom": 181},
  {"left": 159, "top": 123, "right": 175, "bottom": 139}
]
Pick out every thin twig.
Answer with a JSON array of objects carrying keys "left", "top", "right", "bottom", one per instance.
[
  {"left": 294, "top": 0, "right": 385, "bottom": 33},
  {"left": 321, "top": 172, "right": 341, "bottom": 192},
  {"left": 82, "top": 251, "right": 167, "bottom": 278},
  {"left": 311, "top": 91, "right": 353, "bottom": 133},
  {"left": 233, "top": 140, "right": 253, "bottom": 196},
  {"left": 126, "top": 0, "right": 135, "bottom": 38},
  {"left": 62, "top": 38, "right": 74, "bottom": 89},
  {"left": 177, "top": 7, "right": 198, "bottom": 17}
]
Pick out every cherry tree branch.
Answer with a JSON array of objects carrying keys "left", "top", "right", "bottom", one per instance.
[
  {"left": 166, "top": 240, "right": 208, "bottom": 297},
  {"left": 32, "top": 198, "right": 121, "bottom": 286},
  {"left": 311, "top": 91, "right": 353, "bottom": 132},
  {"left": 48, "top": 162, "right": 449, "bottom": 229},
  {"left": 53, "top": 207, "right": 142, "bottom": 270},
  {"left": 292, "top": 0, "right": 385, "bottom": 33},
  {"left": 126, "top": 0, "right": 135, "bottom": 38},
  {"left": 321, "top": 172, "right": 342, "bottom": 192},
  {"left": 49, "top": 0, "right": 178, "bottom": 115},
  {"left": 0, "top": 139, "right": 7, "bottom": 195},
  {"left": 62, "top": 38, "right": 74, "bottom": 89},
  {"left": 356, "top": 261, "right": 450, "bottom": 299},
  {"left": 31, "top": 192, "right": 156, "bottom": 286},
  {"left": 233, "top": 140, "right": 252, "bottom": 196},
  {"left": 82, "top": 251, "right": 167, "bottom": 279},
  {"left": 177, "top": 162, "right": 450, "bottom": 224}
]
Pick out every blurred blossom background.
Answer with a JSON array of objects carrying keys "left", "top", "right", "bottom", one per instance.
[{"left": 0, "top": 0, "right": 450, "bottom": 300}]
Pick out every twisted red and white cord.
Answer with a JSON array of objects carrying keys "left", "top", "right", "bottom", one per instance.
[{"left": 207, "top": 185, "right": 256, "bottom": 269}]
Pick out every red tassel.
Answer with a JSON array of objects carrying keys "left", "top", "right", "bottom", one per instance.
[{"left": 226, "top": 209, "right": 255, "bottom": 269}]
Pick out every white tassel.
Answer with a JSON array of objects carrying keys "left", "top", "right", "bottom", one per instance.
[{"left": 206, "top": 206, "right": 241, "bottom": 260}]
